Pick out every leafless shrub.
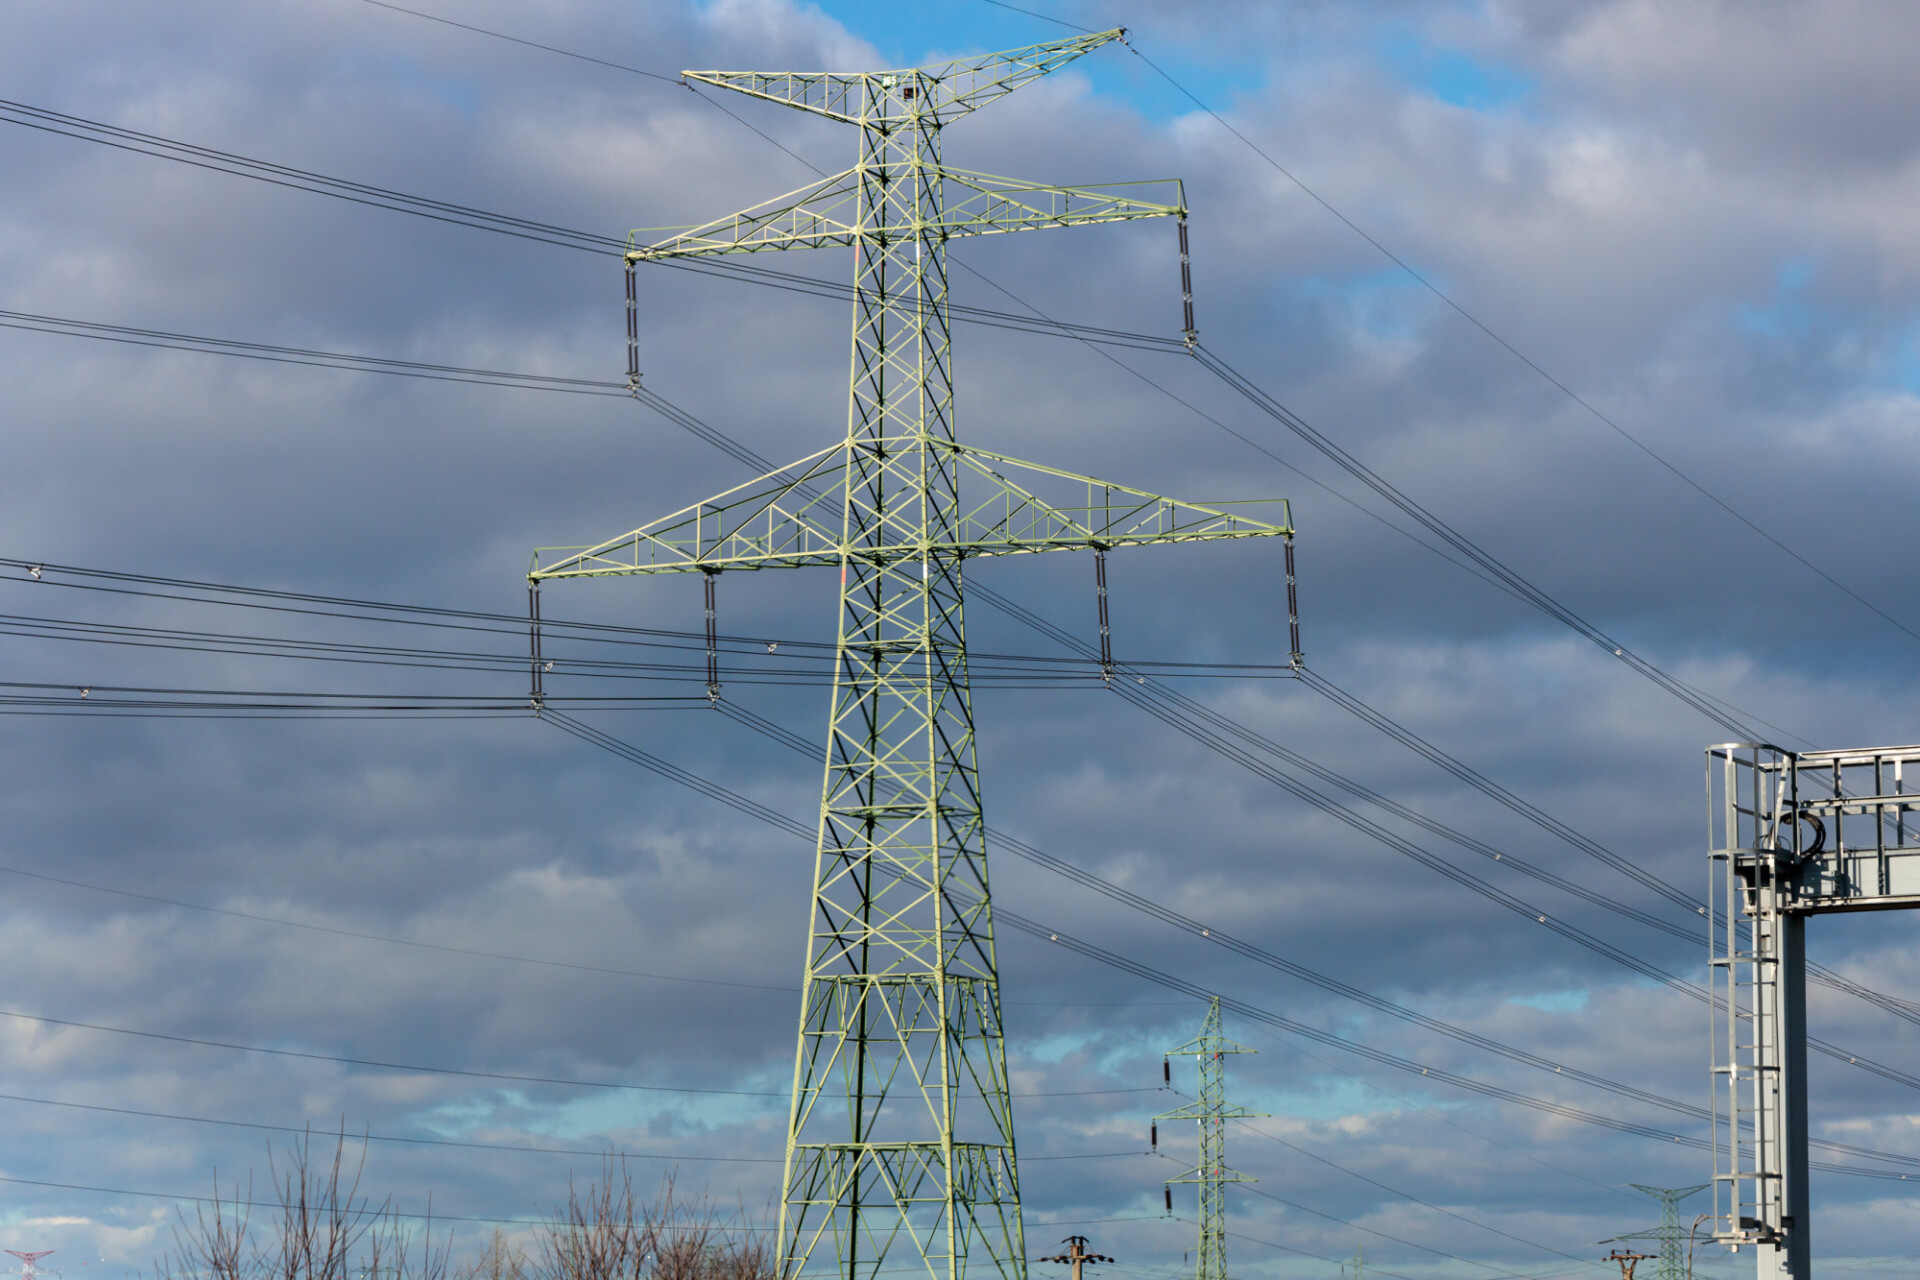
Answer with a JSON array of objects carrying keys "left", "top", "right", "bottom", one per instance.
[
  {"left": 154, "top": 1131, "right": 449, "bottom": 1280},
  {"left": 531, "top": 1167, "right": 771, "bottom": 1280},
  {"left": 155, "top": 1137, "right": 767, "bottom": 1280}
]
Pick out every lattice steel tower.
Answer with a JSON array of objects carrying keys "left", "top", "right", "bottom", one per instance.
[
  {"left": 527, "top": 29, "right": 1296, "bottom": 1280},
  {"left": 1611, "top": 1184, "right": 1706, "bottom": 1280},
  {"left": 1158, "top": 998, "right": 1262, "bottom": 1280}
]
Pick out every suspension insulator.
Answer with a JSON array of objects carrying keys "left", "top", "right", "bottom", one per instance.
[
  {"left": 528, "top": 582, "right": 544, "bottom": 711},
  {"left": 1095, "top": 546, "right": 1112, "bottom": 683},
  {"left": 624, "top": 258, "right": 641, "bottom": 393},
  {"left": 1284, "top": 534, "right": 1303, "bottom": 668},
  {"left": 1164, "top": 1185, "right": 1173, "bottom": 1213},
  {"left": 1150, "top": 1121, "right": 1157, "bottom": 1149},
  {"left": 1163, "top": 1058, "right": 1171, "bottom": 1084},
  {"left": 703, "top": 571, "right": 720, "bottom": 705},
  {"left": 1177, "top": 217, "right": 1197, "bottom": 348}
]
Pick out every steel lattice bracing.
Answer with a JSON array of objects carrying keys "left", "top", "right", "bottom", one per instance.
[
  {"left": 1612, "top": 1184, "right": 1707, "bottom": 1280},
  {"left": 1157, "top": 998, "right": 1262, "bottom": 1280},
  {"left": 530, "top": 30, "right": 1296, "bottom": 1280}
]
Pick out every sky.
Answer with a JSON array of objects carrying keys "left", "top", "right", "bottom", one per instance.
[{"left": 3, "top": 1, "right": 1920, "bottom": 1278}]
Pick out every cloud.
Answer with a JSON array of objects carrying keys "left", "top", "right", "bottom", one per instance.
[{"left": 3, "top": 2, "right": 1920, "bottom": 1277}]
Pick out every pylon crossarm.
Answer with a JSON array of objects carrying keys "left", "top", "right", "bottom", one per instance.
[
  {"left": 532, "top": 444, "right": 1291, "bottom": 579},
  {"left": 935, "top": 170, "right": 1184, "bottom": 234},
  {"left": 684, "top": 30, "right": 1125, "bottom": 125},
  {"left": 948, "top": 447, "right": 1290, "bottom": 554},
  {"left": 627, "top": 169, "right": 861, "bottom": 262},
  {"left": 915, "top": 30, "right": 1126, "bottom": 117},
  {"left": 528, "top": 443, "right": 847, "bottom": 579},
  {"left": 629, "top": 170, "right": 1178, "bottom": 264},
  {"left": 1165, "top": 1037, "right": 1257, "bottom": 1057}
]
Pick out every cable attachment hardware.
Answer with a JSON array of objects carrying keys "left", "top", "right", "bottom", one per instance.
[
  {"left": 1775, "top": 802, "right": 1826, "bottom": 860},
  {"left": 703, "top": 569, "right": 721, "bottom": 706},
  {"left": 527, "top": 581, "right": 545, "bottom": 712},
  {"left": 1094, "top": 545, "right": 1113, "bottom": 684},
  {"left": 1177, "top": 217, "right": 1197, "bottom": 350},
  {"left": 624, "top": 257, "right": 642, "bottom": 394},
  {"left": 1283, "top": 534, "right": 1303, "bottom": 669}
]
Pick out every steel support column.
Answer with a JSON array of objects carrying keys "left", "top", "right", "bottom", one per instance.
[
  {"left": 1707, "top": 742, "right": 1920, "bottom": 1280},
  {"left": 528, "top": 30, "right": 1300, "bottom": 1280}
]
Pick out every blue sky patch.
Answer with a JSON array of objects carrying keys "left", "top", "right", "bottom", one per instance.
[
  {"left": 1380, "top": 30, "right": 1532, "bottom": 111},
  {"left": 766, "top": 0, "right": 1270, "bottom": 124},
  {"left": 1508, "top": 988, "right": 1590, "bottom": 1013}
]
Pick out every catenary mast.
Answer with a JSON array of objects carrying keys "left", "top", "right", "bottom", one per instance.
[{"left": 528, "top": 30, "right": 1297, "bottom": 1280}]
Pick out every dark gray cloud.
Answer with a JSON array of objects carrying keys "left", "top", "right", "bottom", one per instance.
[{"left": 2, "top": 2, "right": 1919, "bottom": 1279}]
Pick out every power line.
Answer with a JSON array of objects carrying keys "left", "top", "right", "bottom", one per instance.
[
  {"left": 11, "top": 605, "right": 1916, "bottom": 1177},
  {"left": 11, "top": 12, "right": 1904, "bottom": 1189},
  {"left": 355, "top": 0, "right": 680, "bottom": 82},
  {"left": 0, "top": 1087, "right": 1144, "bottom": 1167},
  {"left": 0, "top": 308, "right": 632, "bottom": 394},
  {"left": 0, "top": 1170, "right": 549, "bottom": 1228},
  {"left": 545, "top": 704, "right": 1920, "bottom": 1177},
  {"left": 6, "top": 49, "right": 1863, "bottom": 753},
  {"left": 1218, "top": 1221, "right": 1432, "bottom": 1280},
  {"left": 563, "top": 360, "right": 1920, "bottom": 1071},
  {"left": 899, "top": 257, "right": 1920, "bottom": 1030},
  {"left": 0, "top": 1004, "right": 1143, "bottom": 1104},
  {"left": 1228, "top": 1118, "right": 1607, "bottom": 1270},
  {"left": 720, "top": 699, "right": 1699, "bottom": 1117},
  {"left": 1116, "top": 38, "right": 1920, "bottom": 657},
  {"left": 1227, "top": 1177, "right": 1548, "bottom": 1280},
  {"left": 965, "top": 599, "right": 1920, "bottom": 1097},
  {"left": 0, "top": 1006, "right": 790, "bottom": 1097},
  {"left": 0, "top": 1088, "right": 779, "bottom": 1161},
  {"left": 0, "top": 862, "right": 792, "bottom": 992},
  {"left": 3, "top": 70, "right": 1807, "bottom": 748},
  {"left": 0, "top": 604, "right": 1283, "bottom": 688},
  {"left": 0, "top": 97, "right": 1186, "bottom": 352}
]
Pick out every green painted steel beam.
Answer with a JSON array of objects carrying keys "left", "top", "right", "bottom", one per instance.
[
  {"left": 624, "top": 170, "right": 1185, "bottom": 262},
  {"left": 530, "top": 445, "right": 1290, "bottom": 580},
  {"left": 681, "top": 30, "right": 1128, "bottom": 125},
  {"left": 528, "top": 27, "right": 1296, "bottom": 1280}
]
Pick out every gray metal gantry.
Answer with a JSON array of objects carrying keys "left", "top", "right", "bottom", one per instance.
[{"left": 1707, "top": 743, "right": 1920, "bottom": 1280}]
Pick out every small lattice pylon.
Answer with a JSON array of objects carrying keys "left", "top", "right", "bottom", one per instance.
[
  {"left": 1157, "top": 998, "right": 1263, "bottom": 1280},
  {"left": 1610, "top": 1183, "right": 1708, "bottom": 1280},
  {"left": 7, "top": 1252, "right": 54, "bottom": 1280}
]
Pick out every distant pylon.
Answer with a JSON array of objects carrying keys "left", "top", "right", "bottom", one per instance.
[
  {"left": 6, "top": 1252, "right": 54, "bottom": 1280},
  {"left": 1157, "top": 998, "right": 1263, "bottom": 1280},
  {"left": 1612, "top": 1184, "right": 1707, "bottom": 1280}
]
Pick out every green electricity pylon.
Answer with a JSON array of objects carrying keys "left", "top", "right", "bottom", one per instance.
[
  {"left": 1157, "top": 998, "right": 1263, "bottom": 1280},
  {"left": 1613, "top": 1184, "right": 1708, "bottom": 1280},
  {"left": 526, "top": 29, "right": 1296, "bottom": 1280}
]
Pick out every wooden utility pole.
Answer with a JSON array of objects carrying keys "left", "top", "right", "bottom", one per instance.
[
  {"left": 1039, "top": 1237, "right": 1112, "bottom": 1280},
  {"left": 1608, "top": 1249, "right": 1656, "bottom": 1280}
]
